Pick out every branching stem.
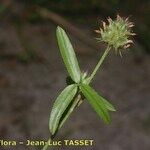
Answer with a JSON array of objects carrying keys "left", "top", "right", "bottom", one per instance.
[{"left": 42, "top": 46, "right": 111, "bottom": 150}]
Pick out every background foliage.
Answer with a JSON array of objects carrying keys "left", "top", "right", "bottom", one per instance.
[{"left": 0, "top": 0, "right": 149, "bottom": 52}]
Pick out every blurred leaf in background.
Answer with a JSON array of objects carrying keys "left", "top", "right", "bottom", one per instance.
[{"left": 0, "top": 0, "right": 149, "bottom": 52}]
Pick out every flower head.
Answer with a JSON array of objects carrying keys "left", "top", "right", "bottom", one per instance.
[{"left": 95, "top": 15, "right": 135, "bottom": 53}]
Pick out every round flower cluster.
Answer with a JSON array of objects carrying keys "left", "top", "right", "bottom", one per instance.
[{"left": 96, "top": 15, "right": 135, "bottom": 52}]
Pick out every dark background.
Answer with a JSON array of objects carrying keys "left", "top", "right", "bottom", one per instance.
[{"left": 0, "top": 1, "right": 150, "bottom": 150}]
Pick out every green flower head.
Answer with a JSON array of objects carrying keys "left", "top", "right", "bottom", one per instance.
[{"left": 96, "top": 15, "right": 135, "bottom": 53}]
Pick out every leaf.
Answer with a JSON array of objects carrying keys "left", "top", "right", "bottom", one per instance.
[
  {"left": 101, "top": 97, "right": 116, "bottom": 112},
  {"left": 49, "top": 84, "right": 77, "bottom": 135},
  {"left": 80, "top": 84, "right": 111, "bottom": 124},
  {"left": 56, "top": 26, "right": 81, "bottom": 83}
]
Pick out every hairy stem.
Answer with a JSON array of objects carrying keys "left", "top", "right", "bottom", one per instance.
[{"left": 88, "top": 46, "right": 111, "bottom": 83}]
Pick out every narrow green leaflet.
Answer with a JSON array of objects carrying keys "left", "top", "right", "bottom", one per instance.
[
  {"left": 100, "top": 96, "right": 116, "bottom": 111},
  {"left": 49, "top": 84, "right": 77, "bottom": 135},
  {"left": 56, "top": 26, "right": 81, "bottom": 83},
  {"left": 80, "top": 84, "right": 111, "bottom": 124}
]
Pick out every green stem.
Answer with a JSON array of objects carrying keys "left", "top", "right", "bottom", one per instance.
[
  {"left": 42, "top": 138, "right": 52, "bottom": 150},
  {"left": 88, "top": 46, "right": 111, "bottom": 83}
]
